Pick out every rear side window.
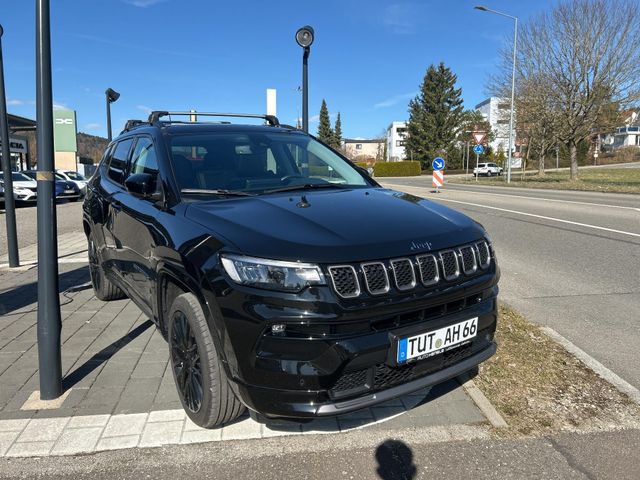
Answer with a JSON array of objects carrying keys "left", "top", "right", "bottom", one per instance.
[
  {"left": 107, "top": 139, "right": 133, "bottom": 185},
  {"left": 129, "top": 137, "right": 161, "bottom": 194}
]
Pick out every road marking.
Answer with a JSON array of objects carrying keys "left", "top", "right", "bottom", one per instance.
[
  {"left": 541, "top": 327, "right": 640, "bottom": 405},
  {"left": 425, "top": 196, "right": 640, "bottom": 239}
]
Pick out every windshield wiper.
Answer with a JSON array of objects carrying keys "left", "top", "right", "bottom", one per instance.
[
  {"left": 180, "top": 188, "right": 254, "bottom": 197},
  {"left": 263, "top": 183, "right": 346, "bottom": 194}
]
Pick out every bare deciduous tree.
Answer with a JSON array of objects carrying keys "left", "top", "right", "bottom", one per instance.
[{"left": 491, "top": 0, "right": 640, "bottom": 179}]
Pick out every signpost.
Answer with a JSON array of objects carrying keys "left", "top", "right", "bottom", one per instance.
[
  {"left": 473, "top": 144, "right": 484, "bottom": 182},
  {"left": 432, "top": 157, "right": 445, "bottom": 193}
]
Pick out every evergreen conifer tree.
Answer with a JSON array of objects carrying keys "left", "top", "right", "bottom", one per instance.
[{"left": 317, "top": 99, "right": 333, "bottom": 143}]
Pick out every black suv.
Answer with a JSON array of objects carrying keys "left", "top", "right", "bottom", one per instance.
[{"left": 83, "top": 111, "right": 499, "bottom": 428}]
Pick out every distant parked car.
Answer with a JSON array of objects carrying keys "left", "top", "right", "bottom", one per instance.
[
  {"left": 22, "top": 170, "right": 81, "bottom": 202},
  {"left": 0, "top": 171, "right": 38, "bottom": 204},
  {"left": 0, "top": 182, "right": 4, "bottom": 206},
  {"left": 56, "top": 169, "right": 88, "bottom": 196},
  {"left": 473, "top": 163, "right": 503, "bottom": 177}
]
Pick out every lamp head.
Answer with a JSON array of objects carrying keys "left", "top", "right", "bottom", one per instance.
[
  {"left": 474, "top": 6, "right": 488, "bottom": 11},
  {"left": 295, "top": 26, "right": 315, "bottom": 48},
  {"left": 105, "top": 88, "right": 120, "bottom": 103}
]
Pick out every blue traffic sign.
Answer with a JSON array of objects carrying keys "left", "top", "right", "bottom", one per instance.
[
  {"left": 432, "top": 157, "right": 445, "bottom": 170},
  {"left": 473, "top": 144, "right": 485, "bottom": 155}
]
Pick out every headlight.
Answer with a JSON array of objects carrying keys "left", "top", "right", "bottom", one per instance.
[{"left": 220, "top": 254, "right": 325, "bottom": 292}]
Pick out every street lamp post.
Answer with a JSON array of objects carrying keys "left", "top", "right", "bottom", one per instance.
[
  {"left": 0, "top": 24, "right": 20, "bottom": 268},
  {"left": 105, "top": 87, "right": 120, "bottom": 142},
  {"left": 475, "top": 6, "right": 518, "bottom": 184},
  {"left": 295, "top": 26, "right": 314, "bottom": 133}
]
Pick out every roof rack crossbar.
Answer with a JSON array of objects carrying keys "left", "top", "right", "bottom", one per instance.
[{"left": 148, "top": 111, "right": 280, "bottom": 126}]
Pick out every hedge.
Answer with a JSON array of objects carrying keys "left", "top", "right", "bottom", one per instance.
[{"left": 373, "top": 161, "right": 421, "bottom": 177}]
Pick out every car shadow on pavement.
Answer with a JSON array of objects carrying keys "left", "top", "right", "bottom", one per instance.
[
  {"left": 62, "top": 319, "right": 154, "bottom": 390},
  {"left": 0, "top": 265, "right": 90, "bottom": 315},
  {"left": 375, "top": 439, "right": 417, "bottom": 480}
]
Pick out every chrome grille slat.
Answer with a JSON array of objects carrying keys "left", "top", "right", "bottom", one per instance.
[
  {"left": 439, "top": 250, "right": 460, "bottom": 281},
  {"left": 390, "top": 258, "right": 416, "bottom": 291},
  {"left": 328, "top": 265, "right": 360, "bottom": 298},
  {"left": 361, "top": 262, "right": 390, "bottom": 295},
  {"left": 459, "top": 246, "right": 478, "bottom": 275},
  {"left": 476, "top": 241, "right": 491, "bottom": 269},
  {"left": 416, "top": 254, "right": 439, "bottom": 286}
]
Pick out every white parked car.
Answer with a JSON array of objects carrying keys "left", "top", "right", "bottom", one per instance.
[
  {"left": 0, "top": 171, "right": 38, "bottom": 203},
  {"left": 473, "top": 162, "right": 503, "bottom": 177},
  {"left": 56, "top": 169, "right": 88, "bottom": 196}
]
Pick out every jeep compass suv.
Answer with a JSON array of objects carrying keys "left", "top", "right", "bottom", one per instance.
[{"left": 83, "top": 111, "right": 499, "bottom": 428}]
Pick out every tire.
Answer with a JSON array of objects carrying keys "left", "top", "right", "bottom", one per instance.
[
  {"left": 168, "top": 293, "right": 245, "bottom": 428},
  {"left": 87, "top": 233, "right": 126, "bottom": 301},
  {"left": 487, "top": 171, "right": 492, "bottom": 177}
]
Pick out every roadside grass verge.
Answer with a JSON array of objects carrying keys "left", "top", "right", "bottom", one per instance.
[
  {"left": 448, "top": 168, "right": 640, "bottom": 193},
  {"left": 475, "top": 305, "right": 640, "bottom": 436}
]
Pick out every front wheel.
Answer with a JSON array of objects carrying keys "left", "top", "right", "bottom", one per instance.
[
  {"left": 487, "top": 171, "right": 492, "bottom": 177},
  {"left": 168, "top": 293, "right": 245, "bottom": 428}
]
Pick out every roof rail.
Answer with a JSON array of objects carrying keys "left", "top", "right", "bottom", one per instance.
[
  {"left": 122, "top": 119, "right": 147, "bottom": 132},
  {"left": 148, "top": 111, "right": 280, "bottom": 126}
]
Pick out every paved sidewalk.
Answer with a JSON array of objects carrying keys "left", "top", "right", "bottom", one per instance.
[{"left": 0, "top": 235, "right": 495, "bottom": 458}]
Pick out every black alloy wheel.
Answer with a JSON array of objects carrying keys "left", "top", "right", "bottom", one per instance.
[{"left": 170, "top": 311, "right": 204, "bottom": 413}]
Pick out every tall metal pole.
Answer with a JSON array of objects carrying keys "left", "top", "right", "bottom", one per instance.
[
  {"left": 302, "top": 47, "right": 309, "bottom": 133},
  {"left": 506, "top": 17, "right": 517, "bottom": 184},
  {"left": 36, "top": 0, "right": 62, "bottom": 400},
  {"left": 0, "top": 25, "right": 19, "bottom": 267},
  {"left": 106, "top": 94, "right": 112, "bottom": 142}
]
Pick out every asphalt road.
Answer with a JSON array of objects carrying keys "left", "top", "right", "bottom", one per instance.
[
  {"left": 382, "top": 179, "right": 640, "bottom": 389},
  {"left": 2, "top": 427, "right": 639, "bottom": 479},
  {"left": 0, "top": 202, "right": 84, "bottom": 257}
]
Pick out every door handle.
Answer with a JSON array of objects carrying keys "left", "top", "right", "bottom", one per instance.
[{"left": 111, "top": 199, "right": 123, "bottom": 212}]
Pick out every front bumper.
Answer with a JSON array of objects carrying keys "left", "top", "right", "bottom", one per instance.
[{"left": 210, "top": 268, "right": 499, "bottom": 419}]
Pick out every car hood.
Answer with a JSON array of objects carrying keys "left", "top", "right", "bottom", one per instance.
[{"left": 185, "top": 187, "right": 486, "bottom": 263}]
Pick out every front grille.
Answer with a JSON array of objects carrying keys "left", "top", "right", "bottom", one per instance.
[
  {"left": 330, "top": 369, "right": 370, "bottom": 398},
  {"left": 362, "top": 262, "right": 390, "bottom": 295},
  {"left": 326, "top": 241, "right": 492, "bottom": 299},
  {"left": 459, "top": 246, "right": 477, "bottom": 275},
  {"left": 476, "top": 241, "right": 491, "bottom": 269},
  {"left": 416, "top": 254, "right": 439, "bottom": 286},
  {"left": 328, "top": 266, "right": 360, "bottom": 298},
  {"left": 390, "top": 258, "right": 416, "bottom": 290},
  {"left": 439, "top": 250, "right": 460, "bottom": 281}
]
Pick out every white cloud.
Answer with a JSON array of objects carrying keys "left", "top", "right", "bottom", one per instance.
[
  {"left": 84, "top": 123, "right": 101, "bottom": 130},
  {"left": 122, "top": 0, "right": 167, "bottom": 7},
  {"left": 374, "top": 91, "right": 417, "bottom": 109},
  {"left": 7, "top": 99, "right": 24, "bottom": 106},
  {"left": 136, "top": 105, "right": 153, "bottom": 114},
  {"left": 382, "top": 4, "right": 423, "bottom": 35},
  {"left": 309, "top": 114, "right": 320, "bottom": 123}
]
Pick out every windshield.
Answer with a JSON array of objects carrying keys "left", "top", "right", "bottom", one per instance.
[
  {"left": 0, "top": 172, "right": 34, "bottom": 182},
  {"left": 64, "top": 171, "right": 86, "bottom": 180},
  {"left": 169, "top": 131, "right": 369, "bottom": 196}
]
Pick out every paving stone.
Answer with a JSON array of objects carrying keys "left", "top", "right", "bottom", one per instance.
[
  {"left": 180, "top": 428, "right": 222, "bottom": 444},
  {"left": 220, "top": 418, "right": 262, "bottom": 440},
  {"left": 0, "top": 418, "right": 29, "bottom": 432},
  {"left": 139, "top": 420, "right": 183, "bottom": 447},
  {"left": 102, "top": 413, "right": 147, "bottom": 437},
  {"left": 50, "top": 427, "right": 102, "bottom": 455},
  {"left": 66, "top": 414, "right": 110, "bottom": 429},
  {"left": 0, "top": 431, "right": 20, "bottom": 456},
  {"left": 148, "top": 409, "right": 185, "bottom": 423},
  {"left": 6, "top": 440, "right": 55, "bottom": 457},
  {"left": 95, "top": 434, "right": 140, "bottom": 451},
  {"left": 262, "top": 422, "right": 302, "bottom": 438},
  {"left": 17, "top": 417, "right": 69, "bottom": 442},
  {"left": 300, "top": 417, "right": 339, "bottom": 434}
]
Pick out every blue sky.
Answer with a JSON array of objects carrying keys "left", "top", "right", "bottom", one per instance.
[{"left": 3, "top": 0, "right": 553, "bottom": 139}]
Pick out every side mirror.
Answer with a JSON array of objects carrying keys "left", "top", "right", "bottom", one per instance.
[
  {"left": 355, "top": 165, "right": 374, "bottom": 178},
  {"left": 125, "top": 173, "right": 158, "bottom": 199}
]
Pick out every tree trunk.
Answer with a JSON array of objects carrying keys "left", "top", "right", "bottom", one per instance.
[
  {"left": 569, "top": 142, "right": 579, "bottom": 180},
  {"left": 538, "top": 141, "right": 546, "bottom": 176}
]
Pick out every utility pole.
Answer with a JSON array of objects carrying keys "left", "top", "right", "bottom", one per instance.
[
  {"left": 36, "top": 0, "right": 62, "bottom": 400},
  {"left": 0, "top": 24, "right": 19, "bottom": 267}
]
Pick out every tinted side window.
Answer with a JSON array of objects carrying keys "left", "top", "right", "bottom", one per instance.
[
  {"left": 108, "top": 139, "right": 133, "bottom": 185},
  {"left": 130, "top": 137, "right": 160, "bottom": 193}
]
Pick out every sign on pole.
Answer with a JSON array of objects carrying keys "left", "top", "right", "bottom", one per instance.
[
  {"left": 473, "top": 144, "right": 484, "bottom": 155},
  {"left": 473, "top": 132, "right": 486, "bottom": 144},
  {"left": 432, "top": 157, "right": 445, "bottom": 171}
]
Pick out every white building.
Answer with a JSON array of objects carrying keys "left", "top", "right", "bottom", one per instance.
[
  {"left": 474, "top": 97, "right": 514, "bottom": 155},
  {"left": 603, "top": 111, "right": 640, "bottom": 150},
  {"left": 386, "top": 121, "right": 407, "bottom": 161}
]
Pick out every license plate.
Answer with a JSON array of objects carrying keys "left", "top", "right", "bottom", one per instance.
[
  {"left": 64, "top": 190, "right": 74, "bottom": 194},
  {"left": 396, "top": 318, "right": 478, "bottom": 364}
]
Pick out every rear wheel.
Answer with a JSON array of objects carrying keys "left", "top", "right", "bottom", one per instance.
[
  {"left": 168, "top": 293, "right": 245, "bottom": 428},
  {"left": 88, "top": 234, "right": 126, "bottom": 301}
]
